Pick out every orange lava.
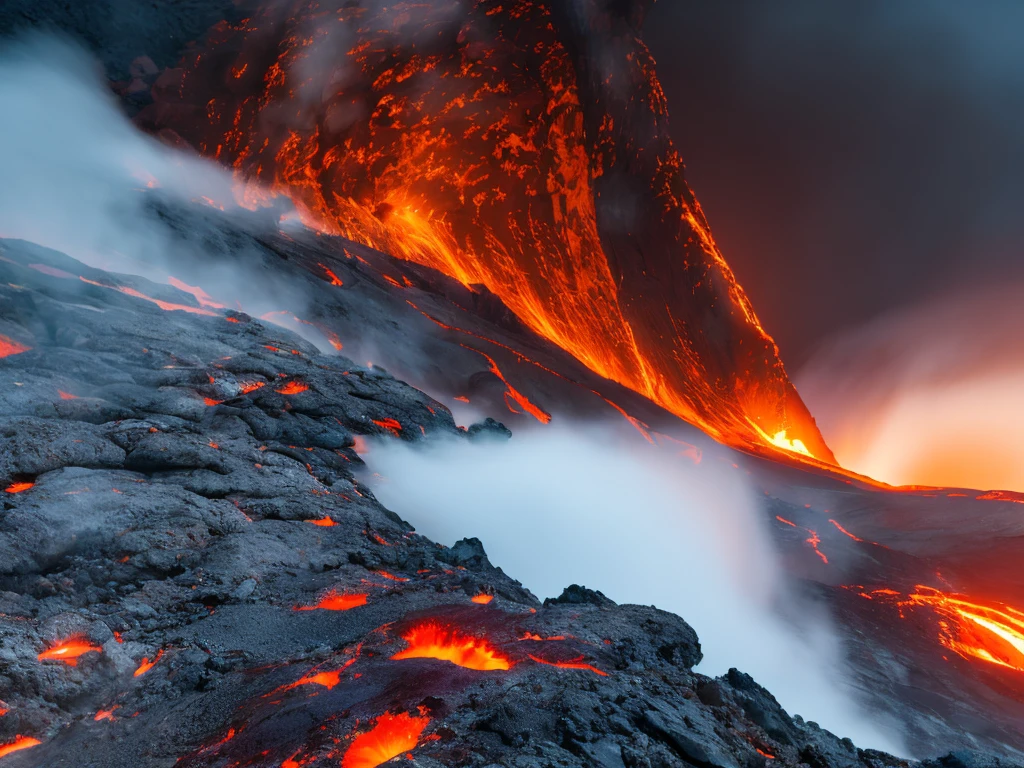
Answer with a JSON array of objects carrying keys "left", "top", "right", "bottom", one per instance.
[
  {"left": 528, "top": 653, "right": 608, "bottom": 677},
  {"left": 203, "top": 397, "right": 223, "bottom": 406},
  {"left": 146, "top": 3, "right": 832, "bottom": 462},
  {"left": 470, "top": 594, "right": 494, "bottom": 605},
  {"left": 94, "top": 706, "right": 119, "bottom": 721},
  {"left": 294, "top": 591, "right": 368, "bottom": 612},
  {"left": 58, "top": 390, "right": 79, "bottom": 400},
  {"left": 467, "top": 348, "right": 551, "bottom": 424},
  {"left": 38, "top": 637, "right": 103, "bottom": 666},
  {"left": 320, "top": 263, "right": 344, "bottom": 286},
  {"left": 167, "top": 277, "right": 226, "bottom": 309},
  {"left": 276, "top": 381, "right": 309, "bottom": 395},
  {"left": 391, "top": 622, "right": 511, "bottom": 671},
  {"left": 4, "top": 482, "right": 33, "bottom": 494},
  {"left": 372, "top": 418, "right": 402, "bottom": 435},
  {"left": 829, "top": 519, "right": 864, "bottom": 542},
  {"left": 80, "top": 277, "right": 218, "bottom": 316},
  {"left": 0, "top": 335, "right": 30, "bottom": 358},
  {"left": 375, "top": 570, "right": 409, "bottom": 582},
  {"left": 239, "top": 381, "right": 265, "bottom": 394},
  {"left": 307, "top": 517, "right": 336, "bottom": 527},
  {"left": 0, "top": 736, "right": 41, "bottom": 759},
  {"left": 134, "top": 649, "right": 164, "bottom": 677},
  {"left": 858, "top": 585, "right": 1024, "bottom": 674},
  {"left": 341, "top": 712, "right": 429, "bottom": 768}
]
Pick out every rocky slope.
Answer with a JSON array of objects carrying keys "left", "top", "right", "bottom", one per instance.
[{"left": 0, "top": 239, "right": 971, "bottom": 768}]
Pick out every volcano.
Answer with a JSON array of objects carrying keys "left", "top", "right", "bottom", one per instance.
[
  {"left": 136, "top": 0, "right": 833, "bottom": 463},
  {"left": 0, "top": 2, "right": 1023, "bottom": 768}
]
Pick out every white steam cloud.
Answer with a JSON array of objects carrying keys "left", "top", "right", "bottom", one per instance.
[
  {"left": 797, "top": 284, "right": 1024, "bottom": 492},
  {"left": 366, "top": 423, "right": 906, "bottom": 754}
]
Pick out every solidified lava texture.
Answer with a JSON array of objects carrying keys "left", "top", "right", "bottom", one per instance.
[
  {"left": 138, "top": 0, "right": 834, "bottom": 462},
  {"left": 0, "top": 239, "right": 949, "bottom": 768}
]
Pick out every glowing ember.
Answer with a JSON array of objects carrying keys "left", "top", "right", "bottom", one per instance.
[
  {"left": 829, "top": 519, "right": 864, "bottom": 542},
  {"left": 57, "top": 390, "right": 79, "bottom": 400},
  {"left": 320, "top": 263, "right": 344, "bottom": 286},
  {"left": 527, "top": 654, "right": 608, "bottom": 676},
  {"left": 276, "top": 381, "right": 309, "bottom": 395},
  {"left": 372, "top": 418, "right": 402, "bottom": 435},
  {"left": 307, "top": 517, "right": 336, "bottom": 527},
  {"left": 239, "top": 381, "right": 265, "bottom": 394},
  {"left": 80, "top": 277, "right": 218, "bottom": 316},
  {"left": 470, "top": 594, "right": 494, "bottom": 605},
  {"left": 0, "top": 335, "right": 30, "bottom": 358},
  {"left": 134, "top": 649, "right": 164, "bottom": 677},
  {"left": 38, "top": 637, "right": 103, "bottom": 666},
  {"left": 203, "top": 397, "right": 223, "bottom": 406},
  {"left": 294, "top": 591, "right": 368, "bottom": 612},
  {"left": 0, "top": 736, "right": 41, "bottom": 760},
  {"left": 375, "top": 570, "right": 409, "bottom": 582},
  {"left": 4, "top": 482, "right": 33, "bottom": 494},
  {"left": 94, "top": 706, "right": 119, "bottom": 721},
  {"left": 340, "top": 712, "right": 429, "bottom": 768},
  {"left": 391, "top": 622, "right": 511, "bottom": 671}
]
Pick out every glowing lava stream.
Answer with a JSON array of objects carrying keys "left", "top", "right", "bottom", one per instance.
[
  {"left": 293, "top": 591, "right": 368, "bottom": 611},
  {"left": 0, "top": 736, "right": 41, "bottom": 759},
  {"left": 340, "top": 712, "right": 429, "bottom": 768},
  {"left": 37, "top": 637, "right": 103, "bottom": 666},
  {"left": 0, "top": 334, "right": 31, "bottom": 358},
  {"left": 390, "top": 623, "right": 512, "bottom": 671},
  {"left": 857, "top": 586, "right": 1024, "bottom": 673}
]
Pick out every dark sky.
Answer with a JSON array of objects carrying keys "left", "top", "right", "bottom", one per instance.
[{"left": 644, "top": 1, "right": 1024, "bottom": 367}]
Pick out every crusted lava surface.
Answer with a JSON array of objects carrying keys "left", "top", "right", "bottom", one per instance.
[{"left": 0, "top": 240, "right": 993, "bottom": 768}]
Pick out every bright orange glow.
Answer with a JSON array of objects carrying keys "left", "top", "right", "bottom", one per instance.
[
  {"left": 307, "top": 517, "right": 336, "bottom": 527},
  {"left": 58, "top": 390, "right": 79, "bottom": 400},
  {"left": 80, "top": 277, "right": 218, "bottom": 316},
  {"left": 391, "top": 623, "right": 511, "bottom": 671},
  {"left": 276, "top": 381, "right": 309, "bottom": 395},
  {"left": 749, "top": 421, "right": 812, "bottom": 458},
  {"left": 829, "top": 519, "right": 864, "bottom": 542},
  {"left": 0, "top": 335, "right": 30, "bottom": 358},
  {"left": 0, "top": 736, "right": 41, "bottom": 759},
  {"left": 527, "top": 654, "right": 608, "bottom": 677},
  {"left": 4, "top": 482, "right": 33, "bottom": 494},
  {"left": 340, "top": 712, "right": 429, "bottom": 768},
  {"left": 320, "top": 263, "right": 344, "bottom": 286},
  {"left": 38, "top": 637, "right": 103, "bottom": 666},
  {"left": 372, "top": 418, "right": 402, "bottom": 435},
  {"left": 470, "top": 594, "right": 493, "bottom": 605},
  {"left": 148, "top": 2, "right": 831, "bottom": 463},
  {"left": 94, "top": 706, "right": 119, "bottom": 721},
  {"left": 294, "top": 591, "right": 368, "bottom": 612},
  {"left": 203, "top": 397, "right": 223, "bottom": 407},
  {"left": 134, "top": 649, "right": 164, "bottom": 677},
  {"left": 859, "top": 585, "right": 1024, "bottom": 674},
  {"left": 375, "top": 570, "right": 409, "bottom": 582}
]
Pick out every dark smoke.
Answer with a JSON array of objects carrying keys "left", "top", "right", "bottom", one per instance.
[{"left": 645, "top": 0, "right": 1024, "bottom": 368}]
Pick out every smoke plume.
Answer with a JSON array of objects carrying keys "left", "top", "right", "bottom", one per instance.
[{"left": 366, "top": 423, "right": 906, "bottom": 753}]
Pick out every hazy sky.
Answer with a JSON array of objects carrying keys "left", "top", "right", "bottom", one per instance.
[{"left": 645, "top": 1, "right": 1024, "bottom": 367}]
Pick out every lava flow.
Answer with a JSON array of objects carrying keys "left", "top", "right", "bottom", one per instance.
[
  {"left": 340, "top": 712, "right": 429, "bottom": 768},
  {"left": 37, "top": 637, "right": 103, "bottom": 666},
  {"left": 140, "top": 0, "right": 834, "bottom": 463},
  {"left": 858, "top": 586, "right": 1024, "bottom": 674},
  {"left": 0, "top": 736, "right": 41, "bottom": 760},
  {"left": 293, "top": 591, "right": 368, "bottom": 612},
  {"left": 391, "top": 622, "right": 511, "bottom": 671},
  {"left": 0, "top": 334, "right": 30, "bottom": 358}
]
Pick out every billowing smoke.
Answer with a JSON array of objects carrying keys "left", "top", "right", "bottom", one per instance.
[
  {"left": 0, "top": 35, "right": 323, "bottom": 334},
  {"left": 797, "top": 284, "right": 1024, "bottom": 492},
  {"left": 366, "top": 423, "right": 906, "bottom": 754}
]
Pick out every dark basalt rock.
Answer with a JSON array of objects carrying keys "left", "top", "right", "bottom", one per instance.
[{"left": 0, "top": 240, "right": 951, "bottom": 768}]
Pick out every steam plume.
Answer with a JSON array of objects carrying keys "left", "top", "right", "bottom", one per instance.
[{"left": 367, "top": 423, "right": 905, "bottom": 753}]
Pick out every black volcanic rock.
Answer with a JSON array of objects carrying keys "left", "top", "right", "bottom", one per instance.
[{"left": 0, "top": 239, "right": 949, "bottom": 768}]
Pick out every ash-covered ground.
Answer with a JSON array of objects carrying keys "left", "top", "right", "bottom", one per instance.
[{"left": 0, "top": 240, "right": 953, "bottom": 768}]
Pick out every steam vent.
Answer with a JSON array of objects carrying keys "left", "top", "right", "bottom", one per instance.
[{"left": 1, "top": 1, "right": 1023, "bottom": 768}]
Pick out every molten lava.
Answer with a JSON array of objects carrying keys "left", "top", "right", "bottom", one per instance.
[
  {"left": 80, "top": 277, "right": 218, "bottom": 316},
  {"left": 4, "top": 482, "right": 33, "bottom": 494},
  {"left": 0, "top": 335, "right": 30, "bottom": 358},
  {"left": 470, "top": 594, "right": 494, "bottom": 605},
  {"left": 38, "top": 637, "right": 103, "bottom": 666},
  {"left": 141, "top": 0, "right": 833, "bottom": 462},
  {"left": 293, "top": 591, "right": 368, "bottom": 612},
  {"left": 340, "top": 712, "right": 429, "bottom": 768},
  {"left": 276, "top": 381, "right": 309, "bottom": 395},
  {"left": 391, "top": 622, "right": 511, "bottom": 671},
  {"left": 859, "top": 586, "right": 1024, "bottom": 674},
  {"left": 0, "top": 736, "right": 41, "bottom": 760},
  {"left": 134, "top": 649, "right": 164, "bottom": 677},
  {"left": 528, "top": 653, "right": 608, "bottom": 677}
]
